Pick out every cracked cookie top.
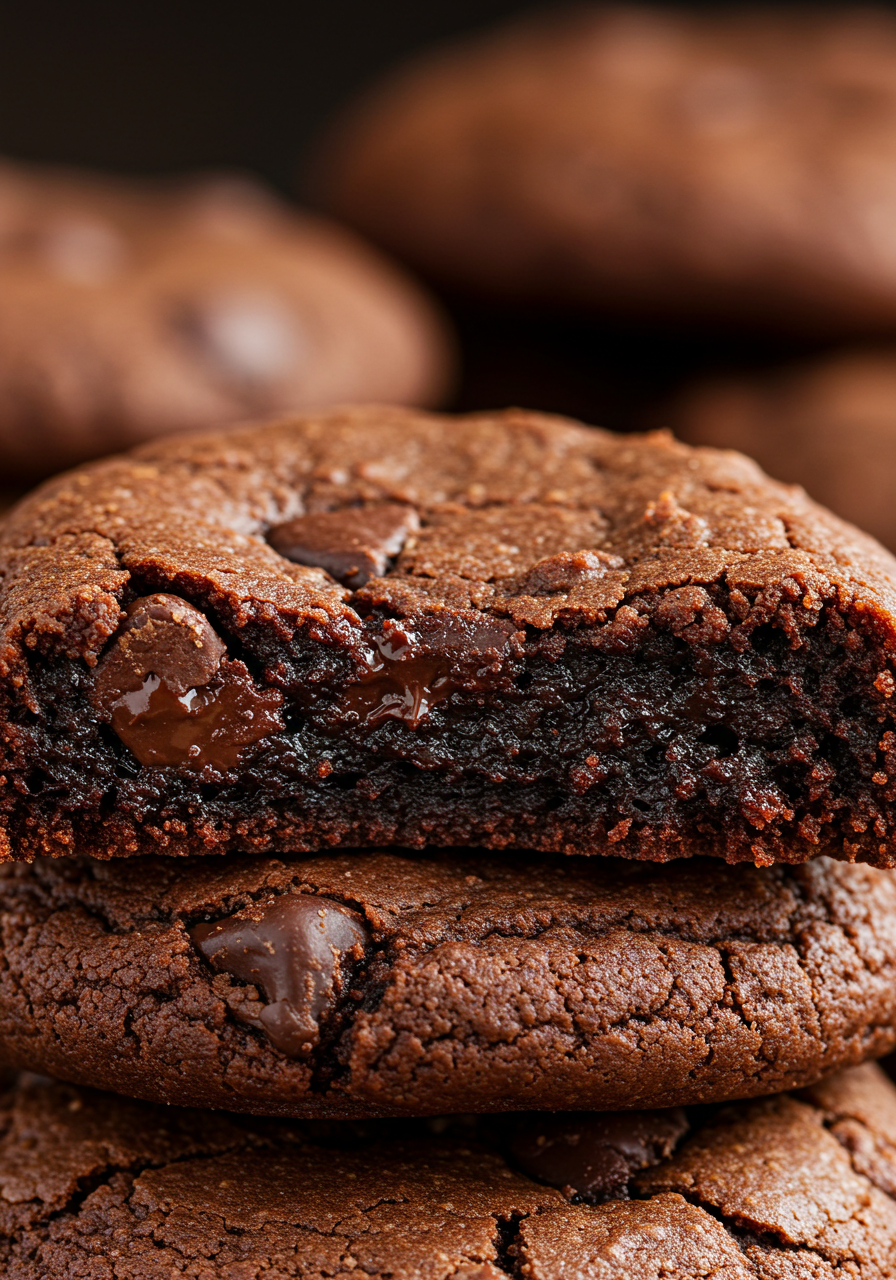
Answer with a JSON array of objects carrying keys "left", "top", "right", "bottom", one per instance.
[
  {"left": 3, "top": 404, "right": 893, "bottom": 674},
  {"left": 1, "top": 1062, "right": 896, "bottom": 1277},
  {"left": 0, "top": 850, "right": 894, "bottom": 1117}
]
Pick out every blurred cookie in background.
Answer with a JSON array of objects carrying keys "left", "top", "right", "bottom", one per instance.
[
  {"left": 0, "top": 159, "right": 452, "bottom": 478},
  {"left": 319, "top": 5, "right": 896, "bottom": 336},
  {"left": 670, "top": 348, "right": 896, "bottom": 553}
]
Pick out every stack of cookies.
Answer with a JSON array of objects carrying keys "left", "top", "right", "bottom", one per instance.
[{"left": 4, "top": 403, "right": 896, "bottom": 1275}]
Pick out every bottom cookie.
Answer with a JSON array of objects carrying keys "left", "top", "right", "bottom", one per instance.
[{"left": 2, "top": 1063, "right": 896, "bottom": 1277}]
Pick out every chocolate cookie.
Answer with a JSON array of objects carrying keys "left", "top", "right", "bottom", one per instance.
[
  {"left": 320, "top": 6, "right": 896, "bottom": 335},
  {"left": 4, "top": 405, "right": 896, "bottom": 865},
  {"left": 0, "top": 850, "right": 894, "bottom": 1116},
  {"left": 0, "top": 158, "right": 450, "bottom": 477},
  {"left": 2, "top": 1062, "right": 896, "bottom": 1276},
  {"left": 672, "top": 348, "right": 896, "bottom": 554}
]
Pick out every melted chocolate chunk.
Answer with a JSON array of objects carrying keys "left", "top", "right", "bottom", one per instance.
[
  {"left": 190, "top": 895, "right": 368, "bottom": 1056},
  {"left": 342, "top": 615, "right": 515, "bottom": 728},
  {"left": 508, "top": 1109, "right": 689, "bottom": 1202},
  {"left": 268, "top": 503, "right": 419, "bottom": 589},
  {"left": 342, "top": 639, "right": 454, "bottom": 728},
  {"left": 92, "top": 594, "right": 283, "bottom": 770},
  {"left": 95, "top": 594, "right": 227, "bottom": 699}
]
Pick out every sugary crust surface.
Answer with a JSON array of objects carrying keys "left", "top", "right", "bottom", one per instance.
[
  {"left": 321, "top": 5, "right": 896, "bottom": 334},
  {"left": 1, "top": 851, "right": 894, "bottom": 1116},
  {"left": 672, "top": 348, "right": 896, "bottom": 555},
  {"left": 3, "top": 404, "right": 896, "bottom": 864},
  {"left": 2, "top": 1063, "right": 896, "bottom": 1277},
  {"left": 0, "top": 159, "right": 451, "bottom": 477}
]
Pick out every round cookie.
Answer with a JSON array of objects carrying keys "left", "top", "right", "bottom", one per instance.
[
  {"left": 320, "top": 5, "right": 896, "bottom": 334},
  {"left": 3, "top": 406, "right": 896, "bottom": 866},
  {"left": 2, "top": 1062, "right": 896, "bottom": 1276},
  {"left": 0, "top": 158, "right": 451, "bottom": 477},
  {"left": 0, "top": 850, "right": 895, "bottom": 1116},
  {"left": 672, "top": 348, "right": 896, "bottom": 554}
]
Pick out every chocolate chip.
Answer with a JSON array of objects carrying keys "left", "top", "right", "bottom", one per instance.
[
  {"left": 268, "top": 503, "right": 419, "bottom": 589},
  {"left": 92, "top": 593, "right": 283, "bottom": 770},
  {"left": 507, "top": 1109, "right": 688, "bottom": 1202},
  {"left": 190, "top": 895, "right": 368, "bottom": 1056},
  {"left": 341, "top": 615, "right": 514, "bottom": 729},
  {"left": 96, "top": 595, "right": 227, "bottom": 701}
]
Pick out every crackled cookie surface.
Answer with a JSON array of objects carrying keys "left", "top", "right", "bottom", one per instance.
[
  {"left": 1, "top": 851, "right": 893, "bottom": 1116},
  {"left": 321, "top": 6, "right": 896, "bottom": 335},
  {"left": 0, "top": 158, "right": 450, "bottom": 477},
  {"left": 3, "top": 405, "right": 896, "bottom": 864},
  {"left": 2, "top": 1063, "right": 896, "bottom": 1276}
]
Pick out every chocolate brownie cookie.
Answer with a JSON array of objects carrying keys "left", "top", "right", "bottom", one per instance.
[
  {"left": 4, "top": 405, "right": 896, "bottom": 865},
  {"left": 320, "top": 6, "right": 896, "bottom": 335},
  {"left": 672, "top": 349, "right": 896, "bottom": 554},
  {"left": 3, "top": 1062, "right": 896, "bottom": 1276},
  {"left": 2, "top": 850, "right": 894, "bottom": 1116},
  {"left": 0, "top": 158, "right": 450, "bottom": 477}
]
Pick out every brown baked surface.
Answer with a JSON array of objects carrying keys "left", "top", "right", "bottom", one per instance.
[
  {"left": 2, "top": 1062, "right": 896, "bottom": 1276},
  {"left": 672, "top": 348, "right": 896, "bottom": 555},
  {"left": 3, "top": 405, "right": 896, "bottom": 864},
  {"left": 1, "top": 850, "right": 893, "bottom": 1116},
  {"left": 0, "top": 158, "right": 450, "bottom": 477},
  {"left": 320, "top": 6, "right": 896, "bottom": 335}
]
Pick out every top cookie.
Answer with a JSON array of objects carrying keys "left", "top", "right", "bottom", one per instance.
[
  {"left": 3, "top": 405, "right": 896, "bottom": 865},
  {"left": 0, "top": 159, "right": 450, "bottom": 477},
  {"left": 321, "top": 5, "right": 896, "bottom": 334}
]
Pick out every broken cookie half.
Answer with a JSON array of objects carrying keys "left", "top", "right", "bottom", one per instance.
[{"left": 2, "top": 404, "right": 896, "bottom": 865}]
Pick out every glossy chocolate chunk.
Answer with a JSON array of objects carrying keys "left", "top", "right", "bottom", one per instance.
[
  {"left": 94, "top": 594, "right": 227, "bottom": 701},
  {"left": 268, "top": 502, "right": 419, "bottom": 588},
  {"left": 342, "top": 615, "right": 515, "bottom": 728},
  {"left": 93, "top": 593, "right": 283, "bottom": 770},
  {"left": 508, "top": 1109, "right": 689, "bottom": 1202},
  {"left": 190, "top": 894, "right": 368, "bottom": 1056}
]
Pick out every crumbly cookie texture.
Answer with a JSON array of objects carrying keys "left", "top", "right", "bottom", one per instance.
[
  {"left": 3, "top": 405, "right": 896, "bottom": 865},
  {"left": 0, "top": 158, "right": 451, "bottom": 476},
  {"left": 1, "top": 851, "right": 893, "bottom": 1116},
  {"left": 2, "top": 1063, "right": 896, "bottom": 1277},
  {"left": 320, "top": 5, "right": 896, "bottom": 335}
]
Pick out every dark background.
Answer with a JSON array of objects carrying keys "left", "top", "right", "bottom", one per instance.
[
  {"left": 0, "top": 1, "right": 541, "bottom": 188},
  {"left": 0, "top": 0, "right": 847, "bottom": 425}
]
